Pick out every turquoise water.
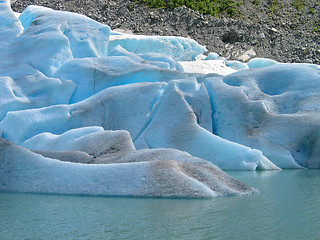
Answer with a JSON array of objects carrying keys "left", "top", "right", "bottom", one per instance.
[{"left": 1, "top": 170, "right": 319, "bottom": 240}]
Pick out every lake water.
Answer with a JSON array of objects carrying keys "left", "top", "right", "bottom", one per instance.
[{"left": 1, "top": 170, "right": 319, "bottom": 240}]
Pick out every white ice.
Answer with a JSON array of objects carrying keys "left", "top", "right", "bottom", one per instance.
[
  {"left": 1, "top": 79, "right": 278, "bottom": 170},
  {"left": 178, "top": 60, "right": 237, "bottom": 75},
  {"left": 0, "top": 0, "right": 320, "bottom": 188},
  {"left": 108, "top": 34, "right": 207, "bottom": 61},
  {"left": 0, "top": 129, "right": 258, "bottom": 198},
  {"left": 203, "top": 64, "right": 320, "bottom": 168}
]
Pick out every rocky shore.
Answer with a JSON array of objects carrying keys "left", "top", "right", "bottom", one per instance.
[{"left": 12, "top": 0, "right": 320, "bottom": 63}]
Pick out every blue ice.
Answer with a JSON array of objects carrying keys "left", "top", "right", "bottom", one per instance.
[{"left": 1, "top": 0, "right": 320, "bottom": 197}]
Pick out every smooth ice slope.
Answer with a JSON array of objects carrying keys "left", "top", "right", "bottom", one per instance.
[
  {"left": 204, "top": 64, "right": 320, "bottom": 168},
  {"left": 1, "top": 82, "right": 167, "bottom": 145},
  {"left": 0, "top": 131, "right": 258, "bottom": 198},
  {"left": 108, "top": 34, "right": 207, "bottom": 61},
  {"left": 1, "top": 80, "right": 278, "bottom": 170},
  {"left": 17, "top": 5, "right": 110, "bottom": 75},
  {"left": 0, "top": 65, "right": 75, "bottom": 120},
  {"left": 133, "top": 79, "right": 278, "bottom": 170},
  {"left": 1, "top": 1, "right": 320, "bottom": 176},
  {"left": 54, "top": 53, "right": 188, "bottom": 103},
  {"left": 178, "top": 60, "right": 237, "bottom": 75},
  {"left": 0, "top": 2, "right": 111, "bottom": 118},
  {"left": 0, "top": 0, "right": 22, "bottom": 52}
]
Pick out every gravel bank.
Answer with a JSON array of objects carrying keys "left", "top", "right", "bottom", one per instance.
[{"left": 11, "top": 0, "right": 320, "bottom": 64}]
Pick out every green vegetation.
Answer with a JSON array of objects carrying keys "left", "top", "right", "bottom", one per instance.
[
  {"left": 132, "top": 0, "right": 316, "bottom": 20},
  {"left": 313, "top": 19, "right": 320, "bottom": 33},
  {"left": 268, "top": 0, "right": 283, "bottom": 14},
  {"left": 292, "top": 0, "right": 304, "bottom": 11},
  {"left": 131, "top": 0, "right": 243, "bottom": 17},
  {"left": 127, "top": 3, "right": 134, "bottom": 11},
  {"left": 252, "top": 0, "right": 259, "bottom": 6}
]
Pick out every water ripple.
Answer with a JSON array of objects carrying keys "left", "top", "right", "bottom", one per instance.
[{"left": 0, "top": 170, "right": 319, "bottom": 240}]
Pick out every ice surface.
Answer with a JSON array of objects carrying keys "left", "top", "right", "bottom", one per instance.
[
  {"left": 17, "top": 5, "right": 110, "bottom": 75},
  {"left": 0, "top": 3, "right": 111, "bottom": 118},
  {"left": 0, "top": 0, "right": 22, "bottom": 52},
  {"left": 0, "top": 135, "right": 258, "bottom": 198},
  {"left": 1, "top": 78, "right": 278, "bottom": 170},
  {"left": 0, "top": 82, "right": 167, "bottom": 144},
  {"left": 204, "top": 64, "right": 320, "bottom": 168},
  {"left": 133, "top": 78, "right": 278, "bottom": 170},
  {"left": 0, "top": 65, "right": 75, "bottom": 120},
  {"left": 225, "top": 60, "right": 249, "bottom": 70},
  {"left": 108, "top": 34, "right": 207, "bottom": 61},
  {"left": 108, "top": 45, "right": 184, "bottom": 71},
  {"left": 247, "top": 58, "right": 278, "bottom": 68},
  {"left": 22, "top": 126, "right": 133, "bottom": 155},
  {"left": 1, "top": 1, "right": 320, "bottom": 199},
  {"left": 205, "top": 52, "right": 220, "bottom": 60},
  {"left": 178, "top": 60, "right": 237, "bottom": 75},
  {"left": 54, "top": 54, "right": 187, "bottom": 103}
]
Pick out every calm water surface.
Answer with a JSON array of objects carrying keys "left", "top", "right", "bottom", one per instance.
[{"left": 1, "top": 170, "right": 319, "bottom": 240}]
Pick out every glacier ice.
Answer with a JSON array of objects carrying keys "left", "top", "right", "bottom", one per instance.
[
  {"left": 0, "top": 80, "right": 278, "bottom": 170},
  {"left": 133, "top": 78, "right": 278, "bottom": 170},
  {"left": 53, "top": 53, "right": 187, "bottom": 103},
  {"left": 203, "top": 64, "right": 320, "bottom": 168},
  {"left": 1, "top": 82, "right": 167, "bottom": 144},
  {"left": 0, "top": 130, "right": 257, "bottom": 198},
  {"left": 178, "top": 60, "right": 237, "bottom": 75},
  {"left": 1, "top": 1, "right": 320, "bottom": 197},
  {"left": 247, "top": 58, "right": 278, "bottom": 69},
  {"left": 17, "top": 5, "right": 110, "bottom": 75},
  {"left": 108, "top": 34, "right": 207, "bottom": 61},
  {"left": 0, "top": 65, "right": 75, "bottom": 120}
]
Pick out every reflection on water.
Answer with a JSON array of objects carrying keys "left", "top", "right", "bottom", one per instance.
[{"left": 0, "top": 170, "right": 319, "bottom": 240}]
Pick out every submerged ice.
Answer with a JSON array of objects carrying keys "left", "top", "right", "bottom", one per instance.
[{"left": 0, "top": 0, "right": 320, "bottom": 197}]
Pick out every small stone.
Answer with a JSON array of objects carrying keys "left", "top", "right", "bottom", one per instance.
[
  {"left": 118, "top": 7, "right": 127, "bottom": 15},
  {"left": 259, "top": 33, "right": 266, "bottom": 39},
  {"left": 237, "top": 49, "right": 257, "bottom": 62},
  {"left": 271, "top": 27, "right": 278, "bottom": 33}
]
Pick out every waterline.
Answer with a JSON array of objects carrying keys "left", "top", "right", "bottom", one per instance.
[{"left": 1, "top": 170, "right": 319, "bottom": 239}]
